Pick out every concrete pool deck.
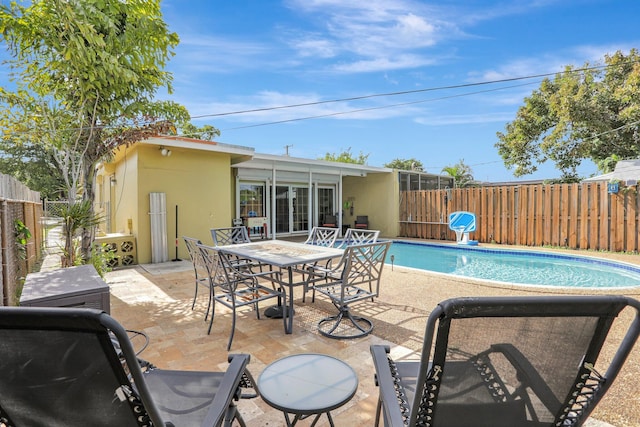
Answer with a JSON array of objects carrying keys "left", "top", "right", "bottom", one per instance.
[{"left": 105, "top": 242, "right": 640, "bottom": 426}]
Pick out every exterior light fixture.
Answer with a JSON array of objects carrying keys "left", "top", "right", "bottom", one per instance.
[
  {"left": 110, "top": 176, "right": 117, "bottom": 187},
  {"left": 160, "top": 147, "right": 172, "bottom": 157}
]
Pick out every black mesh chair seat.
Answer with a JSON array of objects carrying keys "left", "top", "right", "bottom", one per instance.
[
  {"left": 371, "top": 296, "right": 640, "bottom": 427},
  {"left": 0, "top": 307, "right": 253, "bottom": 427}
]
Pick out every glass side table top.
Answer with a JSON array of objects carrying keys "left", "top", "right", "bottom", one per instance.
[{"left": 258, "top": 353, "right": 358, "bottom": 415}]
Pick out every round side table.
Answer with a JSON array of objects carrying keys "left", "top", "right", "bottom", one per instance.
[{"left": 258, "top": 353, "right": 358, "bottom": 426}]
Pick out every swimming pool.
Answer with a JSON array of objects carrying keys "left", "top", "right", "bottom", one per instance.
[{"left": 385, "top": 241, "right": 640, "bottom": 289}]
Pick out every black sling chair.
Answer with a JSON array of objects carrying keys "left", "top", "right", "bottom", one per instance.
[
  {"left": 0, "top": 307, "right": 255, "bottom": 427},
  {"left": 371, "top": 295, "right": 640, "bottom": 427}
]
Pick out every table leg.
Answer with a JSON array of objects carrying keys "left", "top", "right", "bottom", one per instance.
[
  {"left": 284, "top": 267, "right": 295, "bottom": 334},
  {"left": 284, "top": 412, "right": 331, "bottom": 427}
]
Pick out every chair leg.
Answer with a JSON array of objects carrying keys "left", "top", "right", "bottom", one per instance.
[
  {"left": 191, "top": 280, "right": 198, "bottom": 309},
  {"left": 227, "top": 309, "right": 237, "bottom": 351},
  {"left": 374, "top": 397, "right": 382, "bottom": 427}
]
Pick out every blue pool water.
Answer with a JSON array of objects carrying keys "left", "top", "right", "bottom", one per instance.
[{"left": 385, "top": 241, "right": 640, "bottom": 289}]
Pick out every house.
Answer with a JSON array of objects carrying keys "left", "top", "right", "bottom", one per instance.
[
  {"left": 583, "top": 159, "right": 640, "bottom": 185},
  {"left": 95, "top": 136, "right": 453, "bottom": 264}
]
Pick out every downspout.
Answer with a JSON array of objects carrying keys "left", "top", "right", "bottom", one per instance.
[
  {"left": 338, "top": 171, "right": 343, "bottom": 235},
  {"left": 271, "top": 167, "right": 276, "bottom": 240},
  {"left": 308, "top": 171, "right": 313, "bottom": 233},
  {"left": 234, "top": 173, "right": 241, "bottom": 220}
]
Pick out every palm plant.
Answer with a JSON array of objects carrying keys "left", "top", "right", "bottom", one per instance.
[
  {"left": 58, "top": 201, "right": 102, "bottom": 267},
  {"left": 442, "top": 159, "right": 475, "bottom": 188}
]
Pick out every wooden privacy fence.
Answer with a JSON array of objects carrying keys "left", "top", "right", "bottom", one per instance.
[
  {"left": 399, "top": 182, "right": 640, "bottom": 253},
  {"left": 0, "top": 174, "right": 43, "bottom": 306}
]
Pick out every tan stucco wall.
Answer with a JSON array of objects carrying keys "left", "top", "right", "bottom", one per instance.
[
  {"left": 100, "top": 144, "right": 234, "bottom": 264},
  {"left": 342, "top": 172, "right": 399, "bottom": 238}
]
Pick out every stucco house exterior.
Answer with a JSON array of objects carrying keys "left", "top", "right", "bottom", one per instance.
[{"left": 95, "top": 136, "right": 453, "bottom": 264}]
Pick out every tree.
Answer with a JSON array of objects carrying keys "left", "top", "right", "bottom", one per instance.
[
  {"left": 496, "top": 49, "right": 640, "bottom": 180},
  {"left": 0, "top": 0, "right": 187, "bottom": 262},
  {"left": 319, "top": 148, "right": 369, "bottom": 164},
  {"left": 178, "top": 123, "right": 221, "bottom": 141},
  {"left": 384, "top": 158, "right": 424, "bottom": 171},
  {"left": 441, "top": 159, "right": 474, "bottom": 188}
]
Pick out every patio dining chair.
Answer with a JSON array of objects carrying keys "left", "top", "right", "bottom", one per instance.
[
  {"left": 311, "top": 241, "right": 391, "bottom": 338},
  {"left": 302, "top": 227, "right": 382, "bottom": 303},
  {"left": 183, "top": 236, "right": 212, "bottom": 315},
  {"left": 321, "top": 214, "right": 338, "bottom": 228},
  {"left": 371, "top": 295, "right": 640, "bottom": 427},
  {"left": 304, "top": 226, "right": 340, "bottom": 247},
  {"left": 0, "top": 306, "right": 254, "bottom": 427},
  {"left": 354, "top": 215, "right": 369, "bottom": 229},
  {"left": 210, "top": 226, "right": 251, "bottom": 246},
  {"left": 197, "top": 243, "right": 285, "bottom": 350},
  {"left": 211, "top": 226, "right": 264, "bottom": 271},
  {"left": 338, "top": 227, "right": 380, "bottom": 248}
]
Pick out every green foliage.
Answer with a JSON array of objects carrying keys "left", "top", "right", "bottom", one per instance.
[
  {"left": 496, "top": 49, "right": 640, "bottom": 179},
  {"left": 319, "top": 147, "right": 369, "bottom": 164},
  {"left": 58, "top": 201, "right": 103, "bottom": 267},
  {"left": 596, "top": 154, "right": 622, "bottom": 174},
  {"left": 0, "top": 0, "right": 186, "bottom": 260},
  {"left": 441, "top": 159, "right": 475, "bottom": 188},
  {"left": 13, "top": 219, "right": 31, "bottom": 261},
  {"left": 177, "top": 123, "right": 221, "bottom": 141},
  {"left": 0, "top": 131, "right": 67, "bottom": 199},
  {"left": 89, "top": 243, "right": 115, "bottom": 278},
  {"left": 384, "top": 158, "right": 424, "bottom": 171}
]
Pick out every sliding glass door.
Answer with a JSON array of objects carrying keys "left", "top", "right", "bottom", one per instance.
[{"left": 275, "top": 185, "right": 309, "bottom": 234}]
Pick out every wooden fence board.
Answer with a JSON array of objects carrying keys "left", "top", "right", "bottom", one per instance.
[
  {"left": 579, "top": 184, "right": 588, "bottom": 248},
  {"left": 568, "top": 184, "right": 579, "bottom": 248},
  {"left": 627, "top": 189, "right": 638, "bottom": 251},
  {"left": 398, "top": 182, "right": 640, "bottom": 253}
]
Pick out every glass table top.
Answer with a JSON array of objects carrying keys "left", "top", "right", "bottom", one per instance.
[{"left": 258, "top": 353, "right": 358, "bottom": 414}]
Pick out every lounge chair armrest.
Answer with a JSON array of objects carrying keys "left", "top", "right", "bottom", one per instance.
[
  {"left": 201, "top": 353, "right": 251, "bottom": 426},
  {"left": 370, "top": 345, "right": 408, "bottom": 427}
]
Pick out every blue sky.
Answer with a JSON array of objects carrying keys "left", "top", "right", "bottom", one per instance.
[{"left": 4, "top": 1, "right": 640, "bottom": 182}]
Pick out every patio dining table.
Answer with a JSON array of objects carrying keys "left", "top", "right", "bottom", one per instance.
[{"left": 219, "top": 239, "right": 344, "bottom": 334}]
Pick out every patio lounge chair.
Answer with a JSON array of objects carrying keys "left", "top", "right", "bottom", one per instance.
[
  {"left": 0, "top": 306, "right": 254, "bottom": 427},
  {"left": 183, "top": 236, "right": 212, "bottom": 315},
  {"left": 312, "top": 241, "right": 391, "bottom": 339},
  {"left": 197, "top": 243, "right": 285, "bottom": 350},
  {"left": 371, "top": 295, "right": 640, "bottom": 427}
]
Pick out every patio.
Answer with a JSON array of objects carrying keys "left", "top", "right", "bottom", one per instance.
[{"left": 106, "top": 247, "right": 640, "bottom": 426}]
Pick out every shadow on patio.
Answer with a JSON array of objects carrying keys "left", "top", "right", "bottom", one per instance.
[{"left": 106, "top": 256, "right": 640, "bottom": 426}]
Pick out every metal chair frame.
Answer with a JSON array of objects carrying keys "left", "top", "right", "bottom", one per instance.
[
  {"left": 313, "top": 241, "right": 391, "bottom": 339},
  {"left": 0, "top": 307, "right": 253, "bottom": 427},
  {"left": 210, "top": 226, "right": 251, "bottom": 246},
  {"left": 304, "top": 226, "right": 340, "bottom": 247},
  {"left": 183, "top": 236, "right": 212, "bottom": 316},
  {"left": 197, "top": 243, "right": 285, "bottom": 351}
]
